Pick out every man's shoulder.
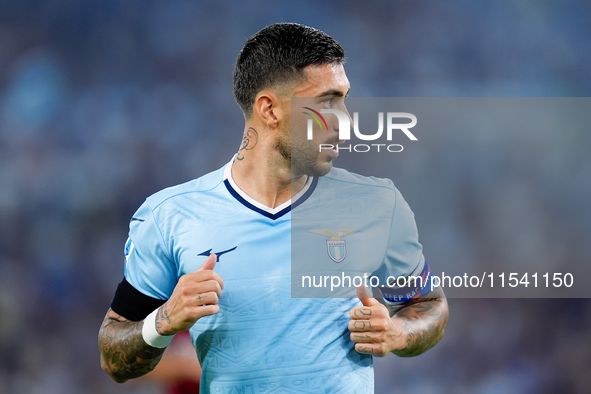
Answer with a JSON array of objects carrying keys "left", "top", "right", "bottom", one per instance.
[
  {"left": 322, "top": 166, "right": 396, "bottom": 192},
  {"left": 144, "top": 165, "right": 226, "bottom": 210}
]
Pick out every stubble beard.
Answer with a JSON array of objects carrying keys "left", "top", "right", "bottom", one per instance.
[{"left": 274, "top": 131, "right": 332, "bottom": 178}]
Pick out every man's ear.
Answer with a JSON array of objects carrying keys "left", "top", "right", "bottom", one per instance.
[{"left": 253, "top": 90, "right": 283, "bottom": 128}]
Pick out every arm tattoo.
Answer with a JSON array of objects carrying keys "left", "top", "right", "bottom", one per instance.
[
  {"left": 391, "top": 287, "right": 449, "bottom": 357},
  {"left": 236, "top": 127, "right": 258, "bottom": 161},
  {"left": 157, "top": 304, "right": 171, "bottom": 326},
  {"left": 98, "top": 309, "right": 166, "bottom": 383}
]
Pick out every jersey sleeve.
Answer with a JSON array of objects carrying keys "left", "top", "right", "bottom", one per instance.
[
  {"left": 375, "top": 186, "right": 432, "bottom": 304},
  {"left": 123, "top": 200, "right": 177, "bottom": 300}
]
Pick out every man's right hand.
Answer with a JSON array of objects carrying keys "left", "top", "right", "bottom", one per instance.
[{"left": 154, "top": 254, "right": 224, "bottom": 335}]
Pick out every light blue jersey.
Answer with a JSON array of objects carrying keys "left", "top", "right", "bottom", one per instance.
[{"left": 124, "top": 159, "right": 428, "bottom": 393}]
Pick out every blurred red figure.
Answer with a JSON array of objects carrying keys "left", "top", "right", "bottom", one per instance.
[{"left": 141, "top": 331, "right": 201, "bottom": 393}]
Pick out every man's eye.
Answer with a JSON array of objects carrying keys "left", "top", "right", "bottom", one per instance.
[{"left": 322, "top": 98, "right": 334, "bottom": 106}]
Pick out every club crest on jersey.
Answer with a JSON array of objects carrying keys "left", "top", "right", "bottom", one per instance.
[{"left": 308, "top": 228, "right": 360, "bottom": 263}]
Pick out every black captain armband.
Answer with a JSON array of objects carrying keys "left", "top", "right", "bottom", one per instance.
[{"left": 110, "top": 278, "right": 167, "bottom": 321}]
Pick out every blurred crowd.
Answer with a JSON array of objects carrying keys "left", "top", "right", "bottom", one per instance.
[{"left": 0, "top": 1, "right": 590, "bottom": 393}]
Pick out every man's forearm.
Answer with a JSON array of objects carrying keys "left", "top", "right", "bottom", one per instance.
[
  {"left": 98, "top": 309, "right": 165, "bottom": 383},
  {"left": 390, "top": 287, "right": 449, "bottom": 357}
]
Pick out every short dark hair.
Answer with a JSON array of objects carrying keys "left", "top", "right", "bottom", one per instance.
[{"left": 233, "top": 23, "right": 345, "bottom": 118}]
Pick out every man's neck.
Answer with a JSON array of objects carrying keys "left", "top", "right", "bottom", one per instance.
[
  {"left": 231, "top": 151, "right": 308, "bottom": 209},
  {"left": 232, "top": 122, "right": 308, "bottom": 208}
]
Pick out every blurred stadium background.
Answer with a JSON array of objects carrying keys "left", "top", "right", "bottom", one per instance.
[{"left": 1, "top": 1, "right": 590, "bottom": 393}]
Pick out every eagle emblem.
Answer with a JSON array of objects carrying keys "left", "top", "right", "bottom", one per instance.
[{"left": 308, "top": 228, "right": 360, "bottom": 263}]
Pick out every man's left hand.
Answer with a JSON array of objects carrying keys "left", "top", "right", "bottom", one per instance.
[{"left": 348, "top": 286, "right": 408, "bottom": 357}]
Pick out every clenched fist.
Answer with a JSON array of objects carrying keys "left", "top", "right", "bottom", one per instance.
[
  {"left": 154, "top": 254, "right": 224, "bottom": 336},
  {"left": 348, "top": 285, "right": 408, "bottom": 357}
]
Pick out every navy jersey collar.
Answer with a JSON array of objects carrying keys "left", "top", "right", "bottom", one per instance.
[{"left": 222, "top": 158, "right": 317, "bottom": 220}]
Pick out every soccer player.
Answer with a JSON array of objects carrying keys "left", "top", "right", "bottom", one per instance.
[{"left": 99, "top": 23, "right": 448, "bottom": 393}]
